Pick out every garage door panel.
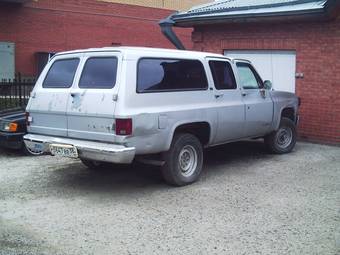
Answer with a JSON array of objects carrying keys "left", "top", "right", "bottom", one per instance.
[{"left": 271, "top": 52, "right": 296, "bottom": 93}]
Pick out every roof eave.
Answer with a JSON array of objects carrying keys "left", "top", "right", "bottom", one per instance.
[{"left": 172, "top": 8, "right": 332, "bottom": 27}]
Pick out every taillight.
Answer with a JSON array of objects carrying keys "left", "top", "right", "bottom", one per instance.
[
  {"left": 115, "top": 118, "right": 132, "bottom": 136},
  {"left": 25, "top": 112, "right": 32, "bottom": 126}
]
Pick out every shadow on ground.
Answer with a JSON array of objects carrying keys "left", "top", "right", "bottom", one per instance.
[
  {"left": 38, "top": 140, "right": 269, "bottom": 194},
  {"left": 0, "top": 140, "right": 271, "bottom": 198}
]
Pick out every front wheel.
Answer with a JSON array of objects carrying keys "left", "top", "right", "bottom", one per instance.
[
  {"left": 161, "top": 133, "right": 203, "bottom": 186},
  {"left": 264, "top": 117, "right": 297, "bottom": 154}
]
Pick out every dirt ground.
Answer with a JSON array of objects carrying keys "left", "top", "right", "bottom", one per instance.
[{"left": 0, "top": 141, "right": 339, "bottom": 255}]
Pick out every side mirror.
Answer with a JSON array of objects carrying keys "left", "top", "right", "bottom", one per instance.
[{"left": 263, "top": 80, "right": 273, "bottom": 90}]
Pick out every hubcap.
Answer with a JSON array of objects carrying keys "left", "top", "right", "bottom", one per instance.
[
  {"left": 178, "top": 145, "right": 198, "bottom": 177},
  {"left": 276, "top": 127, "right": 293, "bottom": 149}
]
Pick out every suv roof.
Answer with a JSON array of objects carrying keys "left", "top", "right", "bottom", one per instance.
[{"left": 55, "top": 46, "right": 232, "bottom": 60}]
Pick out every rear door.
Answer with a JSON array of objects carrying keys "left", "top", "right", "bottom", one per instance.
[
  {"left": 28, "top": 55, "right": 80, "bottom": 137},
  {"left": 207, "top": 58, "right": 245, "bottom": 144},
  {"left": 66, "top": 51, "right": 121, "bottom": 142},
  {"left": 235, "top": 62, "right": 273, "bottom": 137}
]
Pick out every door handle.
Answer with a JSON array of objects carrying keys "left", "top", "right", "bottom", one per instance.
[
  {"left": 215, "top": 94, "right": 224, "bottom": 99},
  {"left": 70, "top": 92, "right": 80, "bottom": 97},
  {"left": 241, "top": 91, "right": 247, "bottom": 97}
]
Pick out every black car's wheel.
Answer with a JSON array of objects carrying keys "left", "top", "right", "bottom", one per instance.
[
  {"left": 22, "top": 143, "right": 44, "bottom": 156},
  {"left": 80, "top": 158, "right": 104, "bottom": 169},
  {"left": 264, "top": 117, "right": 297, "bottom": 154},
  {"left": 161, "top": 133, "right": 203, "bottom": 186}
]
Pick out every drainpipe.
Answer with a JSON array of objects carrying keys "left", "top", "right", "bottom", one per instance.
[
  {"left": 159, "top": 13, "right": 186, "bottom": 50},
  {"left": 325, "top": 0, "right": 340, "bottom": 19}
]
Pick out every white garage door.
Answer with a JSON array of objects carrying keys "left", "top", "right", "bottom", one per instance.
[{"left": 224, "top": 50, "right": 296, "bottom": 93}]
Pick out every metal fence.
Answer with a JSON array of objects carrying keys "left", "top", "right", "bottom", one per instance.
[{"left": 0, "top": 74, "right": 35, "bottom": 112}]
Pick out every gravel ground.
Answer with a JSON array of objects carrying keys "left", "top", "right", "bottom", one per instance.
[{"left": 0, "top": 141, "right": 339, "bottom": 255}]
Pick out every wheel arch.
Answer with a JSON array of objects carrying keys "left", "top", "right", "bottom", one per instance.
[
  {"left": 165, "top": 121, "right": 212, "bottom": 151},
  {"left": 274, "top": 106, "right": 297, "bottom": 130}
]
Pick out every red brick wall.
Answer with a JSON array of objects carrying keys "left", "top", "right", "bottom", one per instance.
[
  {"left": 192, "top": 20, "right": 340, "bottom": 144},
  {"left": 0, "top": 0, "right": 192, "bottom": 76}
]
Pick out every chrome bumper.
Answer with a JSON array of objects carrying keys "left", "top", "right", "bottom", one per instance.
[{"left": 23, "top": 134, "right": 135, "bottom": 164}]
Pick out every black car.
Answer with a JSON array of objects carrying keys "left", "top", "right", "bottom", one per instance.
[{"left": 0, "top": 109, "right": 43, "bottom": 155}]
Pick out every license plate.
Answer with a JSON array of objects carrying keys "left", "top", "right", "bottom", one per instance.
[
  {"left": 34, "top": 143, "right": 44, "bottom": 151},
  {"left": 49, "top": 144, "right": 78, "bottom": 158}
]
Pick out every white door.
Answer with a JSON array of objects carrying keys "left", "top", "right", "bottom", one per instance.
[
  {"left": 225, "top": 50, "right": 296, "bottom": 93},
  {"left": 28, "top": 56, "right": 80, "bottom": 137},
  {"left": 66, "top": 52, "right": 121, "bottom": 142}
]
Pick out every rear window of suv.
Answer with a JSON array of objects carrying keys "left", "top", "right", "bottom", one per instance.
[
  {"left": 137, "top": 58, "right": 208, "bottom": 93},
  {"left": 43, "top": 59, "right": 79, "bottom": 88},
  {"left": 79, "top": 57, "right": 118, "bottom": 89}
]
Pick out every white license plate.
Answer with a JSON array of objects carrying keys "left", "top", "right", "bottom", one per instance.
[{"left": 49, "top": 144, "right": 78, "bottom": 158}]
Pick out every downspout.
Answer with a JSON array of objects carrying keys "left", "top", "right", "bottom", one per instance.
[
  {"left": 159, "top": 13, "right": 186, "bottom": 50},
  {"left": 325, "top": 0, "right": 340, "bottom": 19}
]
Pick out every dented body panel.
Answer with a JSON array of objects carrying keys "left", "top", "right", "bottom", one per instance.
[{"left": 24, "top": 47, "right": 299, "bottom": 164}]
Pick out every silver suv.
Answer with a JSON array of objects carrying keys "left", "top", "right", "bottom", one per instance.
[{"left": 24, "top": 47, "right": 299, "bottom": 186}]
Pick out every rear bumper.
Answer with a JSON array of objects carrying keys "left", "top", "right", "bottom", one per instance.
[
  {"left": 0, "top": 131, "right": 24, "bottom": 150},
  {"left": 23, "top": 134, "right": 135, "bottom": 164}
]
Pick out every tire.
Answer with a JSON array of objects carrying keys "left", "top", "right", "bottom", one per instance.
[
  {"left": 80, "top": 158, "right": 104, "bottom": 169},
  {"left": 22, "top": 143, "right": 44, "bottom": 156},
  {"left": 264, "top": 117, "right": 297, "bottom": 154},
  {"left": 161, "top": 133, "right": 203, "bottom": 186}
]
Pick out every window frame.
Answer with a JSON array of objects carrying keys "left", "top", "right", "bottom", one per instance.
[
  {"left": 42, "top": 58, "right": 80, "bottom": 89},
  {"left": 78, "top": 56, "right": 118, "bottom": 89},
  {"left": 208, "top": 60, "right": 237, "bottom": 90},
  {"left": 136, "top": 57, "right": 209, "bottom": 94},
  {"left": 236, "top": 62, "right": 264, "bottom": 90}
]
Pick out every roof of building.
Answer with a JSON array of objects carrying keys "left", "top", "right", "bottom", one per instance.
[
  {"left": 170, "top": 0, "right": 339, "bottom": 26},
  {"left": 186, "top": 0, "right": 326, "bottom": 14},
  {"left": 98, "top": 0, "right": 211, "bottom": 11}
]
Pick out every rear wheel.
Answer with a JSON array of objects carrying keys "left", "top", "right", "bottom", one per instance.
[
  {"left": 161, "top": 133, "right": 203, "bottom": 186},
  {"left": 265, "top": 117, "right": 297, "bottom": 154}
]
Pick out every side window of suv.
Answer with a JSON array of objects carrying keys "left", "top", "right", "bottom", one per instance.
[
  {"left": 236, "top": 62, "right": 263, "bottom": 89},
  {"left": 209, "top": 60, "right": 236, "bottom": 90},
  {"left": 137, "top": 58, "right": 208, "bottom": 93}
]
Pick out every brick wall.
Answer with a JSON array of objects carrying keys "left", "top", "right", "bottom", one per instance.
[
  {"left": 192, "top": 20, "right": 340, "bottom": 144},
  {"left": 0, "top": 0, "right": 193, "bottom": 76}
]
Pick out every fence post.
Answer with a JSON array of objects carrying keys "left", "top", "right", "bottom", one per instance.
[
  {"left": 0, "top": 76, "right": 35, "bottom": 112},
  {"left": 18, "top": 73, "right": 23, "bottom": 108}
]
